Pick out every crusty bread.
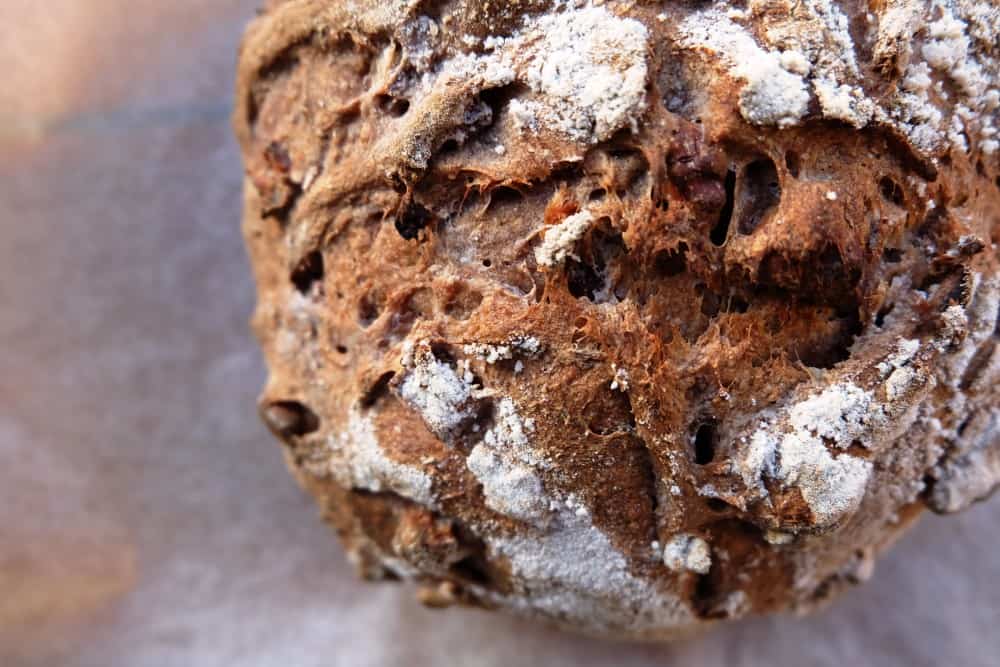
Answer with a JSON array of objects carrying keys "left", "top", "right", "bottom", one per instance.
[{"left": 235, "top": 0, "right": 999, "bottom": 639}]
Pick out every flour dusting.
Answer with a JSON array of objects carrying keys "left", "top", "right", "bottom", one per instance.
[
  {"left": 433, "top": 4, "right": 650, "bottom": 144},
  {"left": 739, "top": 382, "right": 879, "bottom": 528},
  {"left": 467, "top": 443, "right": 549, "bottom": 523},
  {"left": 463, "top": 335, "right": 542, "bottom": 364},
  {"left": 663, "top": 534, "right": 712, "bottom": 575},
  {"left": 519, "top": 6, "right": 650, "bottom": 141},
  {"left": 535, "top": 210, "right": 594, "bottom": 268},
  {"left": 328, "top": 411, "right": 435, "bottom": 506},
  {"left": 399, "top": 341, "right": 478, "bottom": 440},
  {"left": 677, "top": 10, "right": 810, "bottom": 128},
  {"left": 464, "top": 393, "right": 688, "bottom": 630}
]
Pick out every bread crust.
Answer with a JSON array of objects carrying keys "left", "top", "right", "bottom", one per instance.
[{"left": 235, "top": 0, "right": 1000, "bottom": 639}]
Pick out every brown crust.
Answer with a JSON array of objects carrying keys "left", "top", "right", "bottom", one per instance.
[{"left": 236, "top": 0, "right": 1000, "bottom": 639}]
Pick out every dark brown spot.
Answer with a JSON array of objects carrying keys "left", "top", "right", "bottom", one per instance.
[{"left": 263, "top": 141, "right": 292, "bottom": 173}]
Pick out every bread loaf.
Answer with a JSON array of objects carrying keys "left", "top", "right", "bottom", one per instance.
[{"left": 235, "top": 0, "right": 1000, "bottom": 638}]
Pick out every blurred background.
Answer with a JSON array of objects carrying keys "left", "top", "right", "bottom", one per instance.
[{"left": 1, "top": 2, "right": 998, "bottom": 665}]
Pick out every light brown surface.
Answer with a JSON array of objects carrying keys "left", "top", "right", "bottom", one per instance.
[{"left": 2, "top": 0, "right": 999, "bottom": 664}]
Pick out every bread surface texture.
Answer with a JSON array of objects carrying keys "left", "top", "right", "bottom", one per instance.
[{"left": 235, "top": 0, "right": 1000, "bottom": 638}]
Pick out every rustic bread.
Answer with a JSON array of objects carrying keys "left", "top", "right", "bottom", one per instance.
[{"left": 235, "top": 0, "right": 999, "bottom": 639}]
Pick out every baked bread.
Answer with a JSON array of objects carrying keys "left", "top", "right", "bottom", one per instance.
[{"left": 235, "top": 0, "right": 1000, "bottom": 639}]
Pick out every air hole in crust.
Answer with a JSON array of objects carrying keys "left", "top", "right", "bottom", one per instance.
[
  {"left": 654, "top": 243, "right": 688, "bottom": 277},
  {"left": 883, "top": 247, "right": 903, "bottom": 263},
  {"left": 395, "top": 203, "right": 431, "bottom": 240},
  {"left": 784, "top": 151, "right": 801, "bottom": 178},
  {"left": 390, "top": 175, "right": 408, "bottom": 194},
  {"left": 727, "top": 296, "right": 750, "bottom": 314},
  {"left": 359, "top": 292, "right": 382, "bottom": 327},
  {"left": 360, "top": 371, "right": 396, "bottom": 409},
  {"left": 796, "top": 310, "right": 861, "bottom": 370},
  {"left": 430, "top": 342, "right": 455, "bottom": 364},
  {"left": 565, "top": 227, "right": 622, "bottom": 302},
  {"left": 449, "top": 554, "right": 492, "bottom": 587},
  {"left": 260, "top": 400, "right": 320, "bottom": 439},
  {"left": 706, "top": 498, "right": 730, "bottom": 513},
  {"left": 486, "top": 186, "right": 524, "bottom": 211},
  {"left": 694, "top": 421, "right": 718, "bottom": 464},
  {"left": 692, "top": 570, "right": 726, "bottom": 619},
  {"left": 479, "top": 82, "right": 529, "bottom": 122},
  {"left": 700, "top": 289, "right": 720, "bottom": 318},
  {"left": 738, "top": 158, "right": 780, "bottom": 235},
  {"left": 567, "top": 258, "right": 604, "bottom": 300},
  {"left": 291, "top": 251, "right": 324, "bottom": 294},
  {"left": 875, "top": 302, "right": 894, "bottom": 328},
  {"left": 375, "top": 94, "right": 410, "bottom": 117},
  {"left": 585, "top": 391, "right": 637, "bottom": 435},
  {"left": 878, "top": 176, "right": 905, "bottom": 206},
  {"left": 607, "top": 148, "right": 650, "bottom": 196},
  {"left": 711, "top": 169, "right": 736, "bottom": 246}
]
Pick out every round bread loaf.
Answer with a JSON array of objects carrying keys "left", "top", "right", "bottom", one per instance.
[{"left": 235, "top": 0, "right": 1000, "bottom": 639}]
